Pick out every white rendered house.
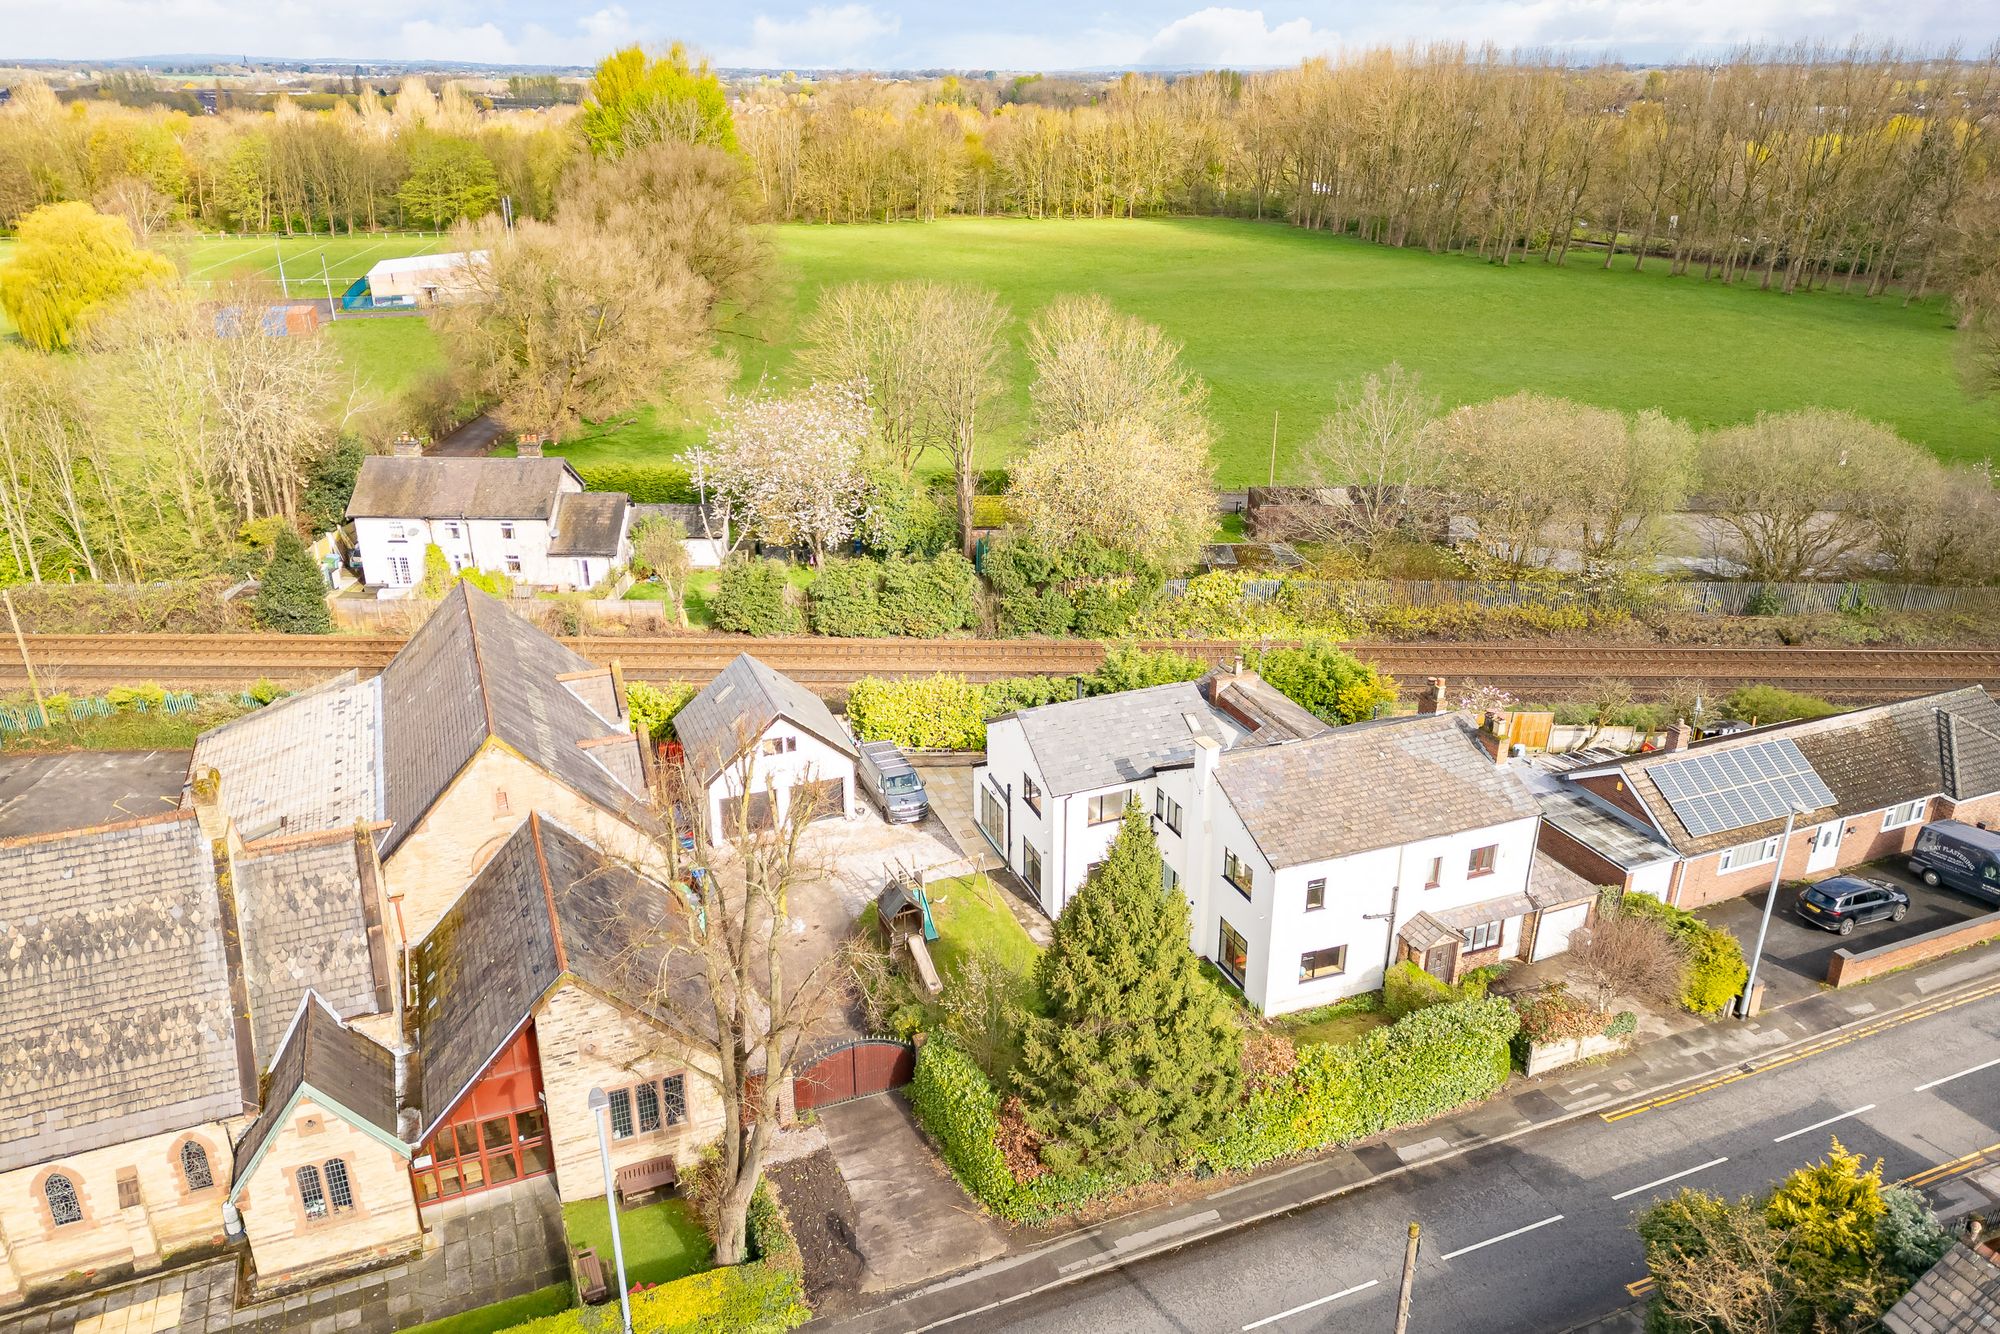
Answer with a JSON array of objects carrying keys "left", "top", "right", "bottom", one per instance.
[
  {"left": 671, "top": 654, "right": 858, "bottom": 840},
  {"left": 975, "top": 672, "right": 1597, "bottom": 1016},
  {"left": 346, "top": 456, "right": 631, "bottom": 596}
]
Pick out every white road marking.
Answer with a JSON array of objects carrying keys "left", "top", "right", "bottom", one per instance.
[
  {"left": 1439, "top": 1214, "right": 1565, "bottom": 1260},
  {"left": 1241, "top": 1279, "right": 1380, "bottom": 1329},
  {"left": 1611, "top": 1158, "right": 1728, "bottom": 1201},
  {"left": 1914, "top": 1056, "right": 2000, "bottom": 1092},
  {"left": 1775, "top": 1105, "right": 1875, "bottom": 1142}
]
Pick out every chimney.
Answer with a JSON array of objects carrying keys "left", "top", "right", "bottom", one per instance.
[
  {"left": 390, "top": 433, "right": 423, "bottom": 458},
  {"left": 1478, "top": 709, "right": 1511, "bottom": 766},
  {"left": 516, "top": 434, "right": 544, "bottom": 458},
  {"left": 1665, "top": 718, "right": 1692, "bottom": 752},
  {"left": 1418, "top": 677, "right": 1448, "bottom": 716},
  {"left": 191, "top": 766, "right": 234, "bottom": 849}
]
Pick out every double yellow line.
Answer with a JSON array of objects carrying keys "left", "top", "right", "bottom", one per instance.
[
  {"left": 1899, "top": 1139, "right": 2000, "bottom": 1189},
  {"left": 1601, "top": 978, "right": 2000, "bottom": 1124}
]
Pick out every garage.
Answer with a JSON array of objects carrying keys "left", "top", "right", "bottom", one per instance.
[
  {"left": 719, "top": 791, "right": 774, "bottom": 834},
  {"left": 792, "top": 778, "right": 846, "bottom": 823},
  {"left": 1533, "top": 902, "right": 1591, "bottom": 961}
]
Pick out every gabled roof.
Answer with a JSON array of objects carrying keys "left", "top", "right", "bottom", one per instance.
[
  {"left": 375, "top": 584, "right": 646, "bottom": 855},
  {"left": 407, "top": 815, "right": 707, "bottom": 1142},
  {"left": 1216, "top": 714, "right": 1539, "bottom": 869},
  {"left": 548, "top": 491, "right": 631, "bottom": 558},
  {"left": 367, "top": 250, "right": 487, "bottom": 279},
  {"left": 230, "top": 995, "right": 402, "bottom": 1201},
  {"left": 1567, "top": 687, "right": 2000, "bottom": 857},
  {"left": 345, "top": 456, "right": 580, "bottom": 521},
  {"left": 673, "top": 654, "right": 858, "bottom": 787},
  {"left": 1535, "top": 785, "right": 1677, "bottom": 871},
  {"left": 1004, "top": 682, "right": 1247, "bottom": 797},
  {"left": 0, "top": 813, "right": 250, "bottom": 1172},
  {"left": 234, "top": 833, "right": 391, "bottom": 1070}
]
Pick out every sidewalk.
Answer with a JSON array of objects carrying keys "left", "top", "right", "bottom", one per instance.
[{"left": 821, "top": 942, "right": 2000, "bottom": 1332}]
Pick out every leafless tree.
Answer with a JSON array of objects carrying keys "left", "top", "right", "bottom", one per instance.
[
  {"left": 1434, "top": 392, "right": 1577, "bottom": 575},
  {"left": 631, "top": 514, "right": 694, "bottom": 627},
  {"left": 1292, "top": 363, "right": 1445, "bottom": 559},
  {"left": 1855, "top": 457, "right": 2000, "bottom": 586},
  {"left": 1024, "top": 293, "right": 1212, "bottom": 452},
  {"left": 1008, "top": 415, "right": 1215, "bottom": 570},
  {"left": 1565, "top": 905, "right": 1688, "bottom": 1014}
]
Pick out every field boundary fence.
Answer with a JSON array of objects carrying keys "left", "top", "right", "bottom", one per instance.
[{"left": 1162, "top": 578, "right": 2000, "bottom": 617}]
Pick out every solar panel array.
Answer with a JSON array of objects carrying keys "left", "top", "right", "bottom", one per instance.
[{"left": 1650, "top": 738, "right": 1836, "bottom": 838}]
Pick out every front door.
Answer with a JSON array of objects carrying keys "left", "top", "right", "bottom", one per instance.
[{"left": 1805, "top": 820, "right": 1842, "bottom": 874}]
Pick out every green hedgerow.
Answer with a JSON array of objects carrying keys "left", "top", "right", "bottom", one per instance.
[
  {"left": 1621, "top": 893, "right": 1748, "bottom": 1015},
  {"left": 879, "top": 551, "right": 980, "bottom": 637},
  {"left": 709, "top": 557, "right": 800, "bottom": 636},
  {"left": 806, "top": 558, "right": 883, "bottom": 636}
]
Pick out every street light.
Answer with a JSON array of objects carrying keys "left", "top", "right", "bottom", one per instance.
[
  {"left": 1740, "top": 803, "right": 1811, "bottom": 1021},
  {"left": 586, "top": 1088, "right": 633, "bottom": 1334}
]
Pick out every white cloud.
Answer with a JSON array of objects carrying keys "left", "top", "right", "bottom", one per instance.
[
  {"left": 396, "top": 20, "right": 522, "bottom": 64},
  {"left": 727, "top": 4, "right": 901, "bottom": 67},
  {"left": 1139, "top": 8, "right": 1340, "bottom": 67}
]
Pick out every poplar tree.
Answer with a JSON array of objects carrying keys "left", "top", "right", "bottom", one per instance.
[{"left": 1015, "top": 800, "right": 1243, "bottom": 1172}]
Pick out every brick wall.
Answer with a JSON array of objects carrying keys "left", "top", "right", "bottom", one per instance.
[
  {"left": 235, "top": 1094, "right": 421, "bottom": 1286},
  {"left": 532, "top": 987, "right": 725, "bottom": 1204},
  {"left": 1570, "top": 774, "right": 1655, "bottom": 826},
  {"left": 1942, "top": 791, "right": 2000, "bottom": 828},
  {"left": 1534, "top": 822, "right": 1634, "bottom": 893},
  {"left": 1826, "top": 911, "right": 2000, "bottom": 987},
  {"left": 1672, "top": 802, "right": 1935, "bottom": 909},
  {"left": 0, "top": 1120, "right": 237, "bottom": 1308}
]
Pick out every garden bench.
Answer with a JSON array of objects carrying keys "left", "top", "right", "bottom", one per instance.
[
  {"left": 614, "top": 1153, "right": 678, "bottom": 1202},
  {"left": 575, "top": 1247, "right": 608, "bottom": 1304}
]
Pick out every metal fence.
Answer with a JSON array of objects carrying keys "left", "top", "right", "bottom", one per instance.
[{"left": 0, "top": 690, "right": 200, "bottom": 734}]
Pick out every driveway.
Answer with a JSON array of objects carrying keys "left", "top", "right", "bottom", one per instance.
[{"left": 1701, "top": 860, "right": 1992, "bottom": 1007}]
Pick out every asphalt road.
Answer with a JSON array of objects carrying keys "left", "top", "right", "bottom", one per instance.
[{"left": 946, "top": 986, "right": 2000, "bottom": 1334}]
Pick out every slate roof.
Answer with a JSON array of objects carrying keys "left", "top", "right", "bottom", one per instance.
[
  {"left": 1216, "top": 714, "right": 1539, "bottom": 869},
  {"left": 1569, "top": 687, "right": 2000, "bottom": 857},
  {"left": 235, "top": 835, "right": 390, "bottom": 1070},
  {"left": 232, "top": 995, "right": 399, "bottom": 1191},
  {"left": 407, "top": 815, "right": 707, "bottom": 1140},
  {"left": 184, "top": 672, "right": 381, "bottom": 840},
  {"left": 1202, "top": 670, "right": 1335, "bottom": 747},
  {"left": 632, "top": 501, "right": 728, "bottom": 541},
  {"left": 1883, "top": 1243, "right": 2000, "bottom": 1333},
  {"left": 345, "top": 456, "right": 579, "bottom": 521},
  {"left": 1528, "top": 850, "right": 1599, "bottom": 909},
  {"left": 674, "top": 654, "right": 857, "bottom": 787},
  {"left": 1006, "top": 682, "right": 1247, "bottom": 797},
  {"left": 375, "top": 584, "right": 646, "bottom": 855},
  {"left": 548, "top": 491, "right": 631, "bottom": 558},
  {"left": 1535, "top": 786, "right": 1677, "bottom": 870},
  {"left": 0, "top": 814, "right": 249, "bottom": 1173}
]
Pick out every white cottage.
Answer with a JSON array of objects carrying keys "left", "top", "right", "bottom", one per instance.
[
  {"left": 345, "top": 456, "right": 631, "bottom": 596},
  {"left": 671, "top": 655, "right": 858, "bottom": 840}
]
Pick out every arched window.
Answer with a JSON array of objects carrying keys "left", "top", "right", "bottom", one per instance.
[
  {"left": 297, "top": 1165, "right": 327, "bottom": 1220},
  {"left": 180, "top": 1140, "right": 213, "bottom": 1192},
  {"left": 324, "top": 1159, "right": 354, "bottom": 1213},
  {"left": 44, "top": 1173, "right": 82, "bottom": 1226}
]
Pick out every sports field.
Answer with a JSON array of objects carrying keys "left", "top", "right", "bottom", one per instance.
[{"left": 157, "top": 232, "right": 452, "bottom": 299}]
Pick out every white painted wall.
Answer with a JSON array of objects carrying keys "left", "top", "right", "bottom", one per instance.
[
  {"left": 1629, "top": 860, "right": 1674, "bottom": 901},
  {"left": 354, "top": 473, "right": 632, "bottom": 596},
  {"left": 703, "top": 718, "right": 855, "bottom": 839}
]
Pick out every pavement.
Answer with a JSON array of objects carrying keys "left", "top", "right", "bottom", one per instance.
[
  {"left": 0, "top": 750, "right": 189, "bottom": 837},
  {"left": 427, "top": 414, "right": 506, "bottom": 458},
  {"left": 821, "top": 943, "right": 2000, "bottom": 1334},
  {"left": 1, "top": 1176, "right": 568, "bottom": 1334},
  {"left": 818, "top": 1096, "right": 1008, "bottom": 1294}
]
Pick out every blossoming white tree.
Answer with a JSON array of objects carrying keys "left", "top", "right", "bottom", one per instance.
[{"left": 690, "top": 380, "right": 872, "bottom": 565}]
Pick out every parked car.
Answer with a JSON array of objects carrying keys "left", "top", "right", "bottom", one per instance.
[
  {"left": 1907, "top": 820, "right": 2000, "bottom": 906},
  {"left": 1794, "top": 875, "right": 1911, "bottom": 935},
  {"left": 858, "top": 741, "right": 929, "bottom": 823}
]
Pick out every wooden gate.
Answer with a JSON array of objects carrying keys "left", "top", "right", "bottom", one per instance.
[{"left": 792, "top": 1038, "right": 916, "bottom": 1111}]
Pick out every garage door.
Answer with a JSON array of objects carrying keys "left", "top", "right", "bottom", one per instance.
[
  {"left": 1534, "top": 903, "right": 1591, "bottom": 961},
  {"left": 793, "top": 779, "right": 845, "bottom": 822},
  {"left": 719, "top": 791, "right": 774, "bottom": 834}
]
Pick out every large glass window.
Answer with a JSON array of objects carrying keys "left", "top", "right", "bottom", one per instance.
[
  {"left": 1718, "top": 836, "right": 1781, "bottom": 873},
  {"left": 1086, "top": 790, "right": 1127, "bottom": 825},
  {"left": 324, "top": 1159, "right": 354, "bottom": 1213},
  {"left": 414, "top": 1107, "right": 554, "bottom": 1206},
  {"left": 977, "top": 784, "right": 1006, "bottom": 852},
  {"left": 1882, "top": 799, "right": 1925, "bottom": 831},
  {"left": 661, "top": 1075, "right": 688, "bottom": 1126},
  {"left": 1300, "top": 946, "right": 1348, "bottom": 981},
  {"left": 1022, "top": 842, "right": 1043, "bottom": 893},
  {"left": 1224, "top": 848, "right": 1254, "bottom": 898},
  {"left": 1216, "top": 919, "right": 1250, "bottom": 987},
  {"left": 1155, "top": 792, "right": 1183, "bottom": 835},
  {"left": 609, "top": 1088, "right": 635, "bottom": 1139},
  {"left": 1022, "top": 774, "right": 1041, "bottom": 816},
  {"left": 1462, "top": 920, "right": 1503, "bottom": 952}
]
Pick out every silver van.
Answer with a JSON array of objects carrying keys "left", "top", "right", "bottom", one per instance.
[{"left": 859, "top": 741, "right": 929, "bottom": 823}]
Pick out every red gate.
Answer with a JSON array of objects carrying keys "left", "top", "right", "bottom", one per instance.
[{"left": 792, "top": 1038, "right": 916, "bottom": 1111}]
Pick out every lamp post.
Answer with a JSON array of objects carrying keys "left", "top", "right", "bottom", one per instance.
[
  {"left": 1740, "top": 804, "right": 1808, "bottom": 1020},
  {"left": 586, "top": 1088, "right": 633, "bottom": 1334}
]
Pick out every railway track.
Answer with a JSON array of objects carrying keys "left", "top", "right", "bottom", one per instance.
[{"left": 7, "top": 633, "right": 1998, "bottom": 701}]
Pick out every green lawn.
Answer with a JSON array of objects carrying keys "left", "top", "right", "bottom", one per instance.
[
  {"left": 505, "top": 216, "right": 1999, "bottom": 484},
  {"left": 1279, "top": 997, "right": 1394, "bottom": 1048},
  {"left": 561, "top": 1195, "right": 712, "bottom": 1291},
  {"left": 157, "top": 231, "right": 451, "bottom": 299},
  {"left": 926, "top": 873, "right": 1041, "bottom": 984},
  {"left": 397, "top": 1283, "right": 573, "bottom": 1334},
  {"left": 328, "top": 316, "right": 448, "bottom": 405}
]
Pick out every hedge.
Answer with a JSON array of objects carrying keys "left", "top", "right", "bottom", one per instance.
[
  {"left": 1621, "top": 894, "right": 1748, "bottom": 1015},
  {"left": 571, "top": 462, "right": 697, "bottom": 504},
  {"left": 846, "top": 674, "right": 989, "bottom": 751},
  {"left": 878, "top": 552, "right": 980, "bottom": 638},
  {"left": 910, "top": 997, "right": 1519, "bottom": 1221},
  {"left": 806, "top": 559, "right": 882, "bottom": 636},
  {"left": 709, "top": 558, "right": 800, "bottom": 636}
]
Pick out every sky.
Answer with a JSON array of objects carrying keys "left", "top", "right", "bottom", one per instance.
[{"left": 3, "top": 0, "right": 1994, "bottom": 69}]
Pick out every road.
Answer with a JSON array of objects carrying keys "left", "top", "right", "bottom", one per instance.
[{"left": 943, "top": 986, "right": 2000, "bottom": 1334}]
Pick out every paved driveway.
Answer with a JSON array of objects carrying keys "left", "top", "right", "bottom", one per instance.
[{"left": 1702, "top": 860, "right": 1992, "bottom": 1007}]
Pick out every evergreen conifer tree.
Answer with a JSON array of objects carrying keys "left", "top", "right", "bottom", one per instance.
[
  {"left": 254, "top": 528, "right": 333, "bottom": 634},
  {"left": 1015, "top": 800, "right": 1243, "bottom": 1171}
]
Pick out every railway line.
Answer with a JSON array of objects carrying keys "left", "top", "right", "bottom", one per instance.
[{"left": 6, "top": 633, "right": 1998, "bottom": 701}]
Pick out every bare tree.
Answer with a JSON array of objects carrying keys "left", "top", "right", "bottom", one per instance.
[
  {"left": 1855, "top": 457, "right": 2000, "bottom": 586},
  {"left": 1024, "top": 293, "right": 1212, "bottom": 451},
  {"left": 432, "top": 218, "right": 724, "bottom": 443},
  {"left": 1435, "top": 392, "right": 1587, "bottom": 575},
  {"left": 1292, "top": 362, "right": 1445, "bottom": 560},
  {"left": 1565, "top": 904, "right": 1688, "bottom": 1014},
  {"left": 1008, "top": 415, "right": 1215, "bottom": 570},
  {"left": 918, "top": 284, "right": 1010, "bottom": 558},
  {"left": 631, "top": 514, "right": 694, "bottom": 627}
]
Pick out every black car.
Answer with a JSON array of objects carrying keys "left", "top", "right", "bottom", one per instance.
[{"left": 1794, "top": 875, "right": 1911, "bottom": 935}]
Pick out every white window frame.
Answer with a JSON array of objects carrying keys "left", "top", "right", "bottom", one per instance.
[
  {"left": 1881, "top": 799, "right": 1925, "bottom": 832},
  {"left": 388, "top": 555, "right": 413, "bottom": 586},
  {"left": 1718, "top": 835, "right": 1781, "bottom": 874},
  {"left": 1086, "top": 789, "right": 1127, "bottom": 825},
  {"left": 499, "top": 521, "right": 517, "bottom": 540},
  {"left": 441, "top": 521, "right": 461, "bottom": 540}
]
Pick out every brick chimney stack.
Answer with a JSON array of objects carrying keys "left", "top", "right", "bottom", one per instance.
[
  {"left": 390, "top": 433, "right": 423, "bottom": 458},
  {"left": 516, "top": 434, "right": 544, "bottom": 458},
  {"left": 1418, "top": 677, "right": 1448, "bottom": 716},
  {"left": 1665, "top": 719, "right": 1693, "bottom": 752}
]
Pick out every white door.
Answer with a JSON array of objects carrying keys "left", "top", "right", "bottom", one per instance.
[
  {"left": 1533, "top": 903, "right": 1591, "bottom": 961},
  {"left": 1805, "top": 820, "right": 1842, "bottom": 874}
]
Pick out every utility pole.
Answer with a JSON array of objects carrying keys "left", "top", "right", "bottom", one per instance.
[
  {"left": 1740, "top": 804, "right": 1807, "bottom": 1019},
  {"left": 1394, "top": 1221, "right": 1421, "bottom": 1334},
  {"left": 4, "top": 589, "right": 43, "bottom": 723},
  {"left": 1267, "top": 409, "right": 1279, "bottom": 486}
]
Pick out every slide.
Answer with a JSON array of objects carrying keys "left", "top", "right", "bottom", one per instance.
[{"left": 904, "top": 933, "right": 943, "bottom": 997}]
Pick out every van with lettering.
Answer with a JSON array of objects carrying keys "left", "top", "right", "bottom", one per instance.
[{"left": 1907, "top": 820, "right": 2000, "bottom": 906}]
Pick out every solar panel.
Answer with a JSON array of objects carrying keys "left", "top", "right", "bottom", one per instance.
[{"left": 1650, "top": 738, "right": 1836, "bottom": 838}]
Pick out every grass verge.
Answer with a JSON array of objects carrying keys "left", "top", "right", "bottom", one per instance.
[{"left": 560, "top": 1195, "right": 712, "bottom": 1290}]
